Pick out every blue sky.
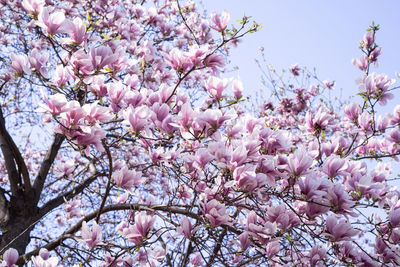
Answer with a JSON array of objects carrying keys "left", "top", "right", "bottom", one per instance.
[{"left": 201, "top": 0, "right": 400, "bottom": 103}]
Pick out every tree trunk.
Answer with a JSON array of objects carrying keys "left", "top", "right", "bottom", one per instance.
[{"left": 0, "top": 193, "right": 37, "bottom": 256}]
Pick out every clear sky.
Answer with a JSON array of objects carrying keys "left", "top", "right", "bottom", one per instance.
[{"left": 201, "top": 0, "right": 400, "bottom": 103}]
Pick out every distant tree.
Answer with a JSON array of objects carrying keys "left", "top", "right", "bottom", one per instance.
[{"left": 0, "top": 0, "right": 399, "bottom": 266}]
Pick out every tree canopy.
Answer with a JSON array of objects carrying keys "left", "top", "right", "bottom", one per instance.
[{"left": 0, "top": 0, "right": 400, "bottom": 266}]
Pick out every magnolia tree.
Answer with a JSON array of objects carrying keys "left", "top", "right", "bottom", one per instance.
[{"left": 0, "top": 0, "right": 400, "bottom": 266}]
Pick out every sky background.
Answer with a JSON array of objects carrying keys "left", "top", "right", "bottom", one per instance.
[{"left": 200, "top": 0, "right": 400, "bottom": 105}]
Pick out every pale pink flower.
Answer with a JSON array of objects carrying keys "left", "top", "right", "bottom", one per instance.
[
  {"left": 53, "top": 65, "right": 73, "bottom": 88},
  {"left": 309, "top": 245, "right": 326, "bottom": 267},
  {"left": 246, "top": 211, "right": 276, "bottom": 244},
  {"left": 81, "top": 221, "right": 102, "bottom": 247},
  {"left": 322, "top": 155, "right": 347, "bottom": 178},
  {"left": 325, "top": 216, "right": 358, "bottom": 241},
  {"left": 64, "top": 17, "right": 87, "bottom": 45},
  {"left": 112, "top": 166, "right": 142, "bottom": 191},
  {"left": 266, "top": 240, "right": 280, "bottom": 258},
  {"left": 205, "top": 76, "right": 231, "bottom": 99},
  {"left": 210, "top": 10, "right": 230, "bottom": 32},
  {"left": 90, "top": 46, "right": 117, "bottom": 70},
  {"left": 390, "top": 208, "right": 400, "bottom": 228},
  {"left": 37, "top": 7, "right": 68, "bottom": 35},
  {"left": 21, "top": 0, "right": 44, "bottom": 15},
  {"left": 124, "top": 212, "right": 155, "bottom": 245},
  {"left": 29, "top": 49, "right": 48, "bottom": 77},
  {"left": 9, "top": 54, "right": 31, "bottom": 76},
  {"left": 290, "top": 64, "right": 301, "bottom": 76},
  {"left": 201, "top": 199, "right": 230, "bottom": 227},
  {"left": 31, "top": 248, "right": 58, "bottom": 267},
  {"left": 287, "top": 147, "right": 313, "bottom": 177},
  {"left": 232, "top": 78, "right": 243, "bottom": 99},
  {"left": 238, "top": 232, "right": 251, "bottom": 250},
  {"left": 124, "top": 106, "right": 150, "bottom": 133},
  {"left": 1, "top": 248, "right": 18, "bottom": 267},
  {"left": 176, "top": 217, "right": 196, "bottom": 238},
  {"left": 352, "top": 55, "right": 368, "bottom": 72},
  {"left": 363, "top": 31, "right": 374, "bottom": 48},
  {"left": 40, "top": 93, "right": 68, "bottom": 115}
]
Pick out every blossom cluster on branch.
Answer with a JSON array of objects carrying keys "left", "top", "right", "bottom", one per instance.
[{"left": 0, "top": 0, "right": 399, "bottom": 266}]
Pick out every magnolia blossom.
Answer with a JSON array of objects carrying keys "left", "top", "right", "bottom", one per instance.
[
  {"left": 21, "top": 0, "right": 44, "bottom": 15},
  {"left": 201, "top": 199, "right": 230, "bottom": 227},
  {"left": 205, "top": 76, "right": 231, "bottom": 99},
  {"left": 325, "top": 216, "right": 358, "bottom": 241},
  {"left": 124, "top": 212, "right": 155, "bottom": 245},
  {"left": 210, "top": 10, "right": 230, "bottom": 32},
  {"left": 37, "top": 7, "right": 68, "bottom": 35},
  {"left": 81, "top": 221, "right": 102, "bottom": 247},
  {"left": 0, "top": 248, "right": 18, "bottom": 267},
  {"left": 112, "top": 166, "right": 142, "bottom": 191}
]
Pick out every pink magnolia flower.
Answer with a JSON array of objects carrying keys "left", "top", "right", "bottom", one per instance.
[
  {"left": 31, "top": 248, "right": 58, "bottom": 267},
  {"left": 112, "top": 166, "right": 142, "bottom": 191},
  {"left": 176, "top": 217, "right": 196, "bottom": 238},
  {"left": 69, "top": 49, "right": 93, "bottom": 75},
  {"left": 81, "top": 221, "right": 102, "bottom": 247},
  {"left": 265, "top": 204, "right": 299, "bottom": 231},
  {"left": 107, "top": 81, "right": 126, "bottom": 111},
  {"left": 205, "top": 76, "right": 231, "bottom": 99},
  {"left": 232, "top": 78, "right": 243, "bottom": 99},
  {"left": 287, "top": 147, "right": 313, "bottom": 177},
  {"left": 246, "top": 211, "right": 276, "bottom": 244},
  {"left": 90, "top": 46, "right": 118, "bottom": 70},
  {"left": 389, "top": 208, "right": 400, "bottom": 228},
  {"left": 325, "top": 216, "right": 358, "bottom": 241},
  {"left": 53, "top": 65, "right": 73, "bottom": 88},
  {"left": 178, "top": 103, "right": 194, "bottom": 129},
  {"left": 266, "top": 239, "right": 280, "bottom": 258},
  {"left": 290, "top": 64, "right": 301, "bottom": 76},
  {"left": 369, "top": 47, "right": 382, "bottom": 62},
  {"left": 1, "top": 248, "right": 18, "bottom": 267},
  {"left": 210, "top": 10, "right": 230, "bottom": 32},
  {"left": 305, "top": 107, "right": 333, "bottom": 133},
  {"left": 124, "top": 106, "right": 150, "bottom": 133},
  {"left": 327, "top": 184, "right": 355, "bottom": 215},
  {"left": 39, "top": 93, "right": 68, "bottom": 115},
  {"left": 203, "top": 54, "right": 225, "bottom": 71},
  {"left": 55, "top": 160, "right": 74, "bottom": 177},
  {"left": 322, "top": 155, "right": 347, "bottom": 178},
  {"left": 82, "top": 102, "right": 113, "bottom": 123},
  {"left": 64, "top": 17, "right": 87, "bottom": 46},
  {"left": 344, "top": 102, "right": 361, "bottom": 122},
  {"left": 358, "top": 73, "right": 395, "bottom": 105},
  {"left": 352, "top": 55, "right": 368, "bottom": 71},
  {"left": 238, "top": 232, "right": 251, "bottom": 251},
  {"left": 64, "top": 197, "right": 81, "bottom": 219},
  {"left": 29, "top": 49, "right": 48, "bottom": 77},
  {"left": 363, "top": 31, "right": 374, "bottom": 48},
  {"left": 201, "top": 199, "right": 230, "bottom": 227},
  {"left": 37, "top": 7, "right": 68, "bottom": 35},
  {"left": 163, "top": 48, "right": 192, "bottom": 72},
  {"left": 309, "top": 245, "right": 326, "bottom": 267},
  {"left": 198, "top": 109, "right": 234, "bottom": 130},
  {"left": 9, "top": 54, "right": 31, "bottom": 76},
  {"left": 358, "top": 112, "right": 373, "bottom": 133},
  {"left": 21, "top": 0, "right": 44, "bottom": 15},
  {"left": 124, "top": 212, "right": 155, "bottom": 245}
]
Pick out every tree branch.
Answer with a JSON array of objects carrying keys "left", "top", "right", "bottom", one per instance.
[
  {"left": 37, "top": 171, "right": 103, "bottom": 219},
  {"left": 0, "top": 108, "right": 24, "bottom": 195},
  {"left": 32, "top": 133, "right": 64, "bottom": 204},
  {"left": 18, "top": 203, "right": 212, "bottom": 264}
]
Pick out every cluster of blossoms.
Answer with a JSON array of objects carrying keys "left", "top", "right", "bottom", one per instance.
[{"left": 0, "top": 0, "right": 400, "bottom": 266}]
